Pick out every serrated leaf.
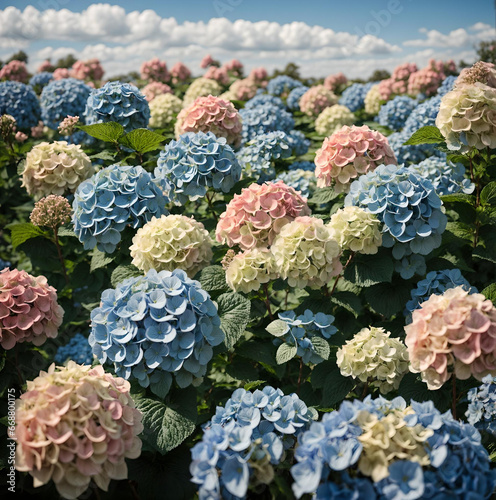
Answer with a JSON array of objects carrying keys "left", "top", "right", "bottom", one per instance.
[
  {"left": 90, "top": 249, "right": 114, "bottom": 272},
  {"left": 440, "top": 193, "right": 474, "bottom": 204},
  {"left": 444, "top": 221, "right": 474, "bottom": 245},
  {"left": 78, "top": 122, "right": 125, "bottom": 143},
  {"left": 309, "top": 187, "right": 340, "bottom": 205},
  {"left": 90, "top": 150, "right": 117, "bottom": 161},
  {"left": 480, "top": 181, "right": 496, "bottom": 206},
  {"left": 244, "top": 380, "right": 266, "bottom": 391},
  {"left": 118, "top": 128, "right": 166, "bottom": 154},
  {"left": 310, "top": 337, "right": 330, "bottom": 360},
  {"left": 149, "top": 372, "right": 173, "bottom": 399},
  {"left": 266, "top": 319, "right": 289, "bottom": 337},
  {"left": 482, "top": 283, "right": 496, "bottom": 303},
  {"left": 197, "top": 265, "right": 229, "bottom": 293},
  {"left": 364, "top": 279, "right": 412, "bottom": 317},
  {"left": 236, "top": 340, "right": 277, "bottom": 366},
  {"left": 111, "top": 264, "right": 142, "bottom": 287},
  {"left": 8, "top": 223, "right": 49, "bottom": 249},
  {"left": 329, "top": 291, "right": 362, "bottom": 317},
  {"left": 404, "top": 126, "right": 444, "bottom": 145},
  {"left": 57, "top": 226, "right": 77, "bottom": 238},
  {"left": 344, "top": 252, "right": 394, "bottom": 287},
  {"left": 276, "top": 343, "right": 297, "bottom": 364},
  {"left": 217, "top": 292, "right": 251, "bottom": 350}
]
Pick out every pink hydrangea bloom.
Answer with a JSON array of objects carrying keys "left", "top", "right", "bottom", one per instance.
[
  {"left": 0, "top": 268, "right": 64, "bottom": 350},
  {"left": 457, "top": 61, "right": 496, "bottom": 88},
  {"left": 31, "top": 121, "right": 44, "bottom": 138},
  {"left": 140, "top": 57, "right": 170, "bottom": 82},
  {"left": 175, "top": 95, "right": 242, "bottom": 147},
  {"left": 15, "top": 131, "right": 27, "bottom": 142},
  {"left": 30, "top": 195, "right": 72, "bottom": 229},
  {"left": 53, "top": 68, "right": 70, "bottom": 80},
  {"left": 205, "top": 66, "right": 230, "bottom": 85},
  {"left": 224, "top": 59, "right": 243, "bottom": 76},
  {"left": 249, "top": 67, "right": 268, "bottom": 84},
  {"left": 200, "top": 54, "right": 215, "bottom": 69},
  {"left": 71, "top": 59, "right": 104, "bottom": 81},
  {"left": 229, "top": 78, "right": 258, "bottom": 100},
  {"left": 216, "top": 180, "right": 311, "bottom": 250},
  {"left": 15, "top": 362, "right": 143, "bottom": 499},
  {"left": 378, "top": 62, "right": 418, "bottom": 100},
  {"left": 58, "top": 115, "right": 79, "bottom": 136},
  {"left": 0, "top": 60, "right": 29, "bottom": 83},
  {"left": 141, "top": 81, "right": 173, "bottom": 102},
  {"left": 170, "top": 62, "right": 191, "bottom": 82},
  {"left": 408, "top": 59, "right": 455, "bottom": 96},
  {"left": 299, "top": 85, "right": 338, "bottom": 116},
  {"left": 406, "top": 286, "right": 496, "bottom": 390},
  {"left": 324, "top": 72, "right": 348, "bottom": 92},
  {"left": 315, "top": 125, "right": 397, "bottom": 192},
  {"left": 37, "top": 60, "right": 54, "bottom": 73}
]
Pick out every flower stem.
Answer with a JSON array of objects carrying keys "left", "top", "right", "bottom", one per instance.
[
  {"left": 451, "top": 375, "right": 457, "bottom": 420},
  {"left": 205, "top": 192, "right": 218, "bottom": 222},
  {"left": 328, "top": 252, "right": 354, "bottom": 297},
  {"left": 361, "top": 380, "right": 369, "bottom": 399},
  {"left": 263, "top": 283, "right": 274, "bottom": 321},
  {"left": 53, "top": 227, "right": 69, "bottom": 286},
  {"left": 297, "top": 358, "right": 304, "bottom": 395}
]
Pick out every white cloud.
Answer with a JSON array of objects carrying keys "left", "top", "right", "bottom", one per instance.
[{"left": 404, "top": 25, "right": 494, "bottom": 48}]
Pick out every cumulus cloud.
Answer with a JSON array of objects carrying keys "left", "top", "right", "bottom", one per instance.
[{"left": 404, "top": 25, "right": 494, "bottom": 48}]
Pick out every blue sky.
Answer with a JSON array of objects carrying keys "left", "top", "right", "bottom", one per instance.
[{"left": 0, "top": 1, "right": 494, "bottom": 78}]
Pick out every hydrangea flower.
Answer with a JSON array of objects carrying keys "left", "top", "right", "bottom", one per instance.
[
  {"left": 299, "top": 85, "right": 338, "bottom": 116},
  {"left": 408, "top": 62, "right": 447, "bottom": 97},
  {"left": 0, "top": 81, "right": 41, "bottom": 129},
  {"left": 286, "top": 86, "right": 309, "bottom": 110},
  {"left": 345, "top": 164, "right": 447, "bottom": 279},
  {"left": 229, "top": 78, "right": 258, "bottom": 100},
  {"left": 437, "top": 75, "right": 457, "bottom": 97},
  {"left": 267, "top": 76, "right": 303, "bottom": 96},
  {"left": 239, "top": 103, "right": 294, "bottom": 144},
  {"left": 58, "top": 115, "right": 79, "bottom": 136},
  {"left": 0, "top": 60, "right": 29, "bottom": 82},
  {"left": 364, "top": 84, "right": 382, "bottom": 115},
  {"left": 141, "top": 81, "right": 173, "bottom": 102},
  {"left": 140, "top": 57, "right": 169, "bottom": 82},
  {"left": 204, "top": 66, "right": 229, "bottom": 85},
  {"left": 216, "top": 180, "right": 311, "bottom": 250},
  {"left": 339, "top": 82, "right": 375, "bottom": 111},
  {"left": 30, "top": 195, "right": 72, "bottom": 229},
  {"left": 130, "top": 214, "right": 212, "bottom": 276},
  {"left": 457, "top": 61, "right": 496, "bottom": 89},
  {"left": 267, "top": 310, "right": 337, "bottom": 364},
  {"left": 377, "top": 96, "right": 417, "bottom": 131},
  {"left": 54, "top": 333, "right": 93, "bottom": 365},
  {"left": 175, "top": 95, "right": 242, "bottom": 147},
  {"left": 315, "top": 104, "right": 355, "bottom": 136},
  {"left": 288, "top": 129, "right": 310, "bottom": 156},
  {"left": 466, "top": 374, "right": 496, "bottom": 436},
  {"left": 337, "top": 327, "right": 409, "bottom": 393},
  {"left": 406, "top": 286, "right": 496, "bottom": 389},
  {"left": 276, "top": 169, "right": 316, "bottom": 198},
  {"left": 271, "top": 216, "right": 342, "bottom": 289},
  {"left": 190, "top": 386, "right": 317, "bottom": 499},
  {"left": 40, "top": 78, "right": 92, "bottom": 129},
  {"left": 89, "top": 269, "right": 224, "bottom": 391},
  {"left": 0, "top": 268, "right": 64, "bottom": 349},
  {"left": 402, "top": 96, "right": 441, "bottom": 136},
  {"left": 182, "top": 78, "right": 221, "bottom": 107},
  {"left": 72, "top": 164, "right": 169, "bottom": 253},
  {"left": 0, "top": 113, "right": 16, "bottom": 141},
  {"left": 289, "top": 160, "right": 315, "bottom": 171},
  {"left": 324, "top": 72, "right": 348, "bottom": 92},
  {"left": 387, "top": 129, "right": 444, "bottom": 166},
  {"left": 84, "top": 81, "right": 150, "bottom": 132},
  {"left": 28, "top": 71, "right": 54, "bottom": 92},
  {"left": 15, "top": 362, "right": 142, "bottom": 500},
  {"left": 328, "top": 206, "right": 382, "bottom": 254},
  {"left": 71, "top": 58, "right": 104, "bottom": 81},
  {"left": 249, "top": 66, "right": 268, "bottom": 83},
  {"left": 244, "top": 94, "right": 285, "bottom": 110},
  {"left": 53, "top": 68, "right": 70, "bottom": 80},
  {"left": 378, "top": 63, "right": 418, "bottom": 101},
  {"left": 170, "top": 62, "right": 191, "bottom": 83},
  {"left": 155, "top": 131, "right": 241, "bottom": 204}
]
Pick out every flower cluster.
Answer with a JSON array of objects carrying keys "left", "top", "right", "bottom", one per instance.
[
  {"left": 466, "top": 375, "right": 496, "bottom": 436},
  {"left": 249, "top": 66, "right": 268, "bottom": 83},
  {"left": 288, "top": 129, "right": 310, "bottom": 156},
  {"left": 244, "top": 94, "right": 284, "bottom": 109},
  {"left": 200, "top": 54, "right": 216, "bottom": 68},
  {"left": 377, "top": 96, "right": 417, "bottom": 131},
  {"left": 345, "top": 164, "right": 447, "bottom": 279},
  {"left": 40, "top": 78, "right": 91, "bottom": 129},
  {"left": 224, "top": 58, "right": 243, "bottom": 76},
  {"left": 269, "top": 310, "right": 337, "bottom": 364},
  {"left": 315, "top": 125, "right": 397, "bottom": 192},
  {"left": 378, "top": 62, "right": 418, "bottom": 100},
  {"left": 402, "top": 96, "right": 441, "bottom": 136},
  {"left": 0, "top": 114, "right": 16, "bottom": 142},
  {"left": 276, "top": 169, "right": 316, "bottom": 198},
  {"left": 58, "top": 115, "right": 79, "bottom": 136},
  {"left": 155, "top": 131, "right": 241, "bottom": 203},
  {"left": 291, "top": 396, "right": 496, "bottom": 499},
  {"left": 328, "top": 206, "right": 382, "bottom": 254},
  {"left": 286, "top": 86, "right": 309, "bottom": 110},
  {"left": 140, "top": 57, "right": 169, "bottom": 82},
  {"left": 0, "top": 81, "right": 41, "bottom": 129},
  {"left": 175, "top": 95, "right": 242, "bottom": 147},
  {"left": 37, "top": 60, "right": 54, "bottom": 72},
  {"left": 22, "top": 141, "right": 94, "bottom": 199},
  {"left": 216, "top": 180, "right": 311, "bottom": 250},
  {"left": 339, "top": 82, "right": 375, "bottom": 111},
  {"left": 72, "top": 164, "right": 169, "bottom": 253},
  {"left": 0, "top": 60, "right": 29, "bottom": 82},
  {"left": 148, "top": 93, "right": 183, "bottom": 128},
  {"left": 266, "top": 75, "right": 303, "bottom": 96},
  {"left": 225, "top": 248, "right": 277, "bottom": 293},
  {"left": 229, "top": 78, "right": 258, "bottom": 100},
  {"left": 130, "top": 214, "right": 212, "bottom": 276},
  {"left": 170, "top": 62, "right": 191, "bottom": 83},
  {"left": 437, "top": 75, "right": 457, "bottom": 97},
  {"left": 324, "top": 72, "right": 348, "bottom": 92},
  {"left": 190, "top": 386, "right": 316, "bottom": 499},
  {"left": 406, "top": 286, "right": 496, "bottom": 389},
  {"left": 457, "top": 61, "right": 496, "bottom": 88},
  {"left": 0, "top": 268, "right": 64, "bottom": 349},
  {"left": 89, "top": 269, "right": 224, "bottom": 390},
  {"left": 204, "top": 65, "right": 229, "bottom": 85},
  {"left": 408, "top": 66, "right": 444, "bottom": 97},
  {"left": 271, "top": 216, "right": 342, "bottom": 289},
  {"left": 84, "top": 81, "right": 150, "bottom": 132},
  {"left": 337, "top": 327, "right": 409, "bottom": 393},
  {"left": 364, "top": 84, "right": 382, "bottom": 115},
  {"left": 15, "top": 362, "right": 142, "bottom": 500},
  {"left": 315, "top": 104, "right": 355, "bottom": 136},
  {"left": 54, "top": 333, "right": 93, "bottom": 365},
  {"left": 71, "top": 58, "right": 104, "bottom": 81},
  {"left": 30, "top": 195, "right": 72, "bottom": 229},
  {"left": 239, "top": 103, "right": 294, "bottom": 144},
  {"left": 299, "top": 85, "right": 338, "bottom": 116},
  {"left": 387, "top": 129, "right": 443, "bottom": 166},
  {"left": 53, "top": 68, "right": 70, "bottom": 80},
  {"left": 29, "top": 71, "right": 54, "bottom": 92},
  {"left": 182, "top": 78, "right": 221, "bottom": 107},
  {"left": 141, "top": 81, "right": 173, "bottom": 102}
]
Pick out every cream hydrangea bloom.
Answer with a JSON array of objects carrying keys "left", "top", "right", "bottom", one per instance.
[
  {"left": 149, "top": 93, "right": 183, "bottom": 128},
  {"left": 182, "top": 77, "right": 222, "bottom": 107},
  {"left": 364, "top": 84, "right": 382, "bottom": 115},
  {"left": 130, "top": 214, "right": 213, "bottom": 277},
  {"left": 21, "top": 141, "right": 94, "bottom": 199},
  {"left": 270, "top": 216, "right": 342, "bottom": 289},
  {"left": 336, "top": 326, "right": 409, "bottom": 394},
  {"left": 328, "top": 206, "right": 382, "bottom": 254},
  {"left": 315, "top": 104, "right": 355, "bottom": 136}
]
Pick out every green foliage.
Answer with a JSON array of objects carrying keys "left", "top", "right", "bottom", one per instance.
[
  {"left": 216, "top": 292, "right": 251, "bottom": 350},
  {"left": 275, "top": 343, "right": 297, "bottom": 364},
  {"left": 118, "top": 128, "right": 166, "bottom": 154},
  {"left": 344, "top": 251, "right": 394, "bottom": 287},
  {"left": 8, "top": 223, "right": 49, "bottom": 249},
  {"left": 78, "top": 122, "right": 126, "bottom": 143},
  {"left": 404, "top": 125, "right": 444, "bottom": 145}
]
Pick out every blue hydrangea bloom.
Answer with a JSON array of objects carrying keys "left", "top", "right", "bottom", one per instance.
[
  {"left": 402, "top": 97, "right": 441, "bottom": 137},
  {"left": 40, "top": 78, "right": 92, "bottom": 129},
  {"left": 72, "top": 164, "right": 169, "bottom": 253},
  {"left": 287, "top": 130, "right": 310, "bottom": 156},
  {"left": 239, "top": 103, "right": 294, "bottom": 144},
  {"left": 84, "top": 81, "right": 150, "bottom": 132},
  {"left": 345, "top": 164, "right": 447, "bottom": 279},
  {"left": 29, "top": 72, "right": 54, "bottom": 91},
  {"left": 377, "top": 96, "right": 418, "bottom": 131},
  {"left": 408, "top": 155, "right": 474, "bottom": 196},
  {"left": 270, "top": 310, "right": 337, "bottom": 364},
  {"left": 0, "top": 81, "right": 41, "bottom": 129},
  {"left": 339, "top": 82, "right": 375, "bottom": 112},
  {"left": 405, "top": 269, "right": 478, "bottom": 317},
  {"left": 0, "top": 259, "right": 11, "bottom": 269},
  {"left": 466, "top": 375, "right": 496, "bottom": 436},
  {"left": 89, "top": 269, "right": 224, "bottom": 394},
  {"left": 288, "top": 161, "right": 315, "bottom": 172},
  {"left": 275, "top": 169, "right": 316, "bottom": 198},
  {"left": 155, "top": 132, "right": 241, "bottom": 205},
  {"left": 388, "top": 130, "right": 444, "bottom": 166},
  {"left": 266, "top": 76, "right": 303, "bottom": 96},
  {"left": 437, "top": 76, "right": 457, "bottom": 97},
  {"left": 55, "top": 333, "right": 93, "bottom": 365},
  {"left": 191, "top": 386, "right": 316, "bottom": 500},
  {"left": 244, "top": 94, "right": 285, "bottom": 109},
  {"left": 286, "top": 86, "right": 309, "bottom": 110}
]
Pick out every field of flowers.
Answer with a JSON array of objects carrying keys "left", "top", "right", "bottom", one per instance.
[{"left": 0, "top": 53, "right": 496, "bottom": 500}]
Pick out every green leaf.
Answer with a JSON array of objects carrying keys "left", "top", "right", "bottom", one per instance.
[
  {"left": 444, "top": 221, "right": 474, "bottom": 246},
  {"left": 440, "top": 193, "right": 474, "bottom": 204},
  {"left": 133, "top": 387, "right": 197, "bottom": 454},
  {"left": 236, "top": 340, "right": 277, "bottom": 366},
  {"left": 197, "top": 265, "right": 229, "bottom": 294},
  {"left": 364, "top": 278, "right": 412, "bottom": 317},
  {"left": 344, "top": 252, "right": 394, "bottom": 287},
  {"left": 90, "top": 249, "right": 114, "bottom": 272},
  {"left": 244, "top": 380, "right": 266, "bottom": 391},
  {"left": 309, "top": 187, "right": 340, "bottom": 205},
  {"left": 310, "top": 337, "right": 330, "bottom": 360},
  {"left": 276, "top": 343, "right": 297, "bottom": 364},
  {"left": 57, "top": 226, "right": 77, "bottom": 238},
  {"left": 8, "top": 223, "right": 49, "bottom": 249},
  {"left": 482, "top": 283, "right": 496, "bottom": 303},
  {"left": 118, "top": 128, "right": 166, "bottom": 154},
  {"left": 111, "top": 264, "right": 142, "bottom": 287},
  {"left": 473, "top": 247, "right": 496, "bottom": 264},
  {"left": 403, "top": 126, "right": 444, "bottom": 145},
  {"left": 398, "top": 373, "right": 451, "bottom": 412},
  {"left": 77, "top": 122, "right": 125, "bottom": 143},
  {"left": 480, "top": 181, "right": 496, "bottom": 206},
  {"left": 329, "top": 291, "right": 363, "bottom": 317},
  {"left": 266, "top": 319, "right": 289, "bottom": 337},
  {"left": 217, "top": 292, "right": 251, "bottom": 350},
  {"left": 149, "top": 372, "right": 173, "bottom": 399},
  {"left": 312, "top": 359, "right": 354, "bottom": 408},
  {"left": 90, "top": 150, "right": 117, "bottom": 161}
]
